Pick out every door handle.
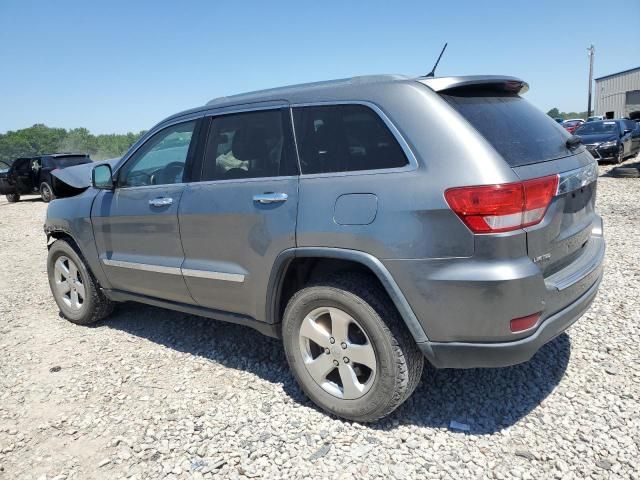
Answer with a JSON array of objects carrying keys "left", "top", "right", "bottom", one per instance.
[
  {"left": 253, "top": 192, "right": 288, "bottom": 204},
  {"left": 149, "top": 197, "right": 173, "bottom": 207}
]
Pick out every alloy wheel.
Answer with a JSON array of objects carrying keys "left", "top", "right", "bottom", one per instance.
[
  {"left": 53, "top": 256, "right": 86, "bottom": 311},
  {"left": 298, "top": 307, "right": 377, "bottom": 400},
  {"left": 41, "top": 185, "right": 52, "bottom": 202}
]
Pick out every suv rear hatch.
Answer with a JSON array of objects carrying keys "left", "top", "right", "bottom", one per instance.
[{"left": 423, "top": 77, "right": 600, "bottom": 280}]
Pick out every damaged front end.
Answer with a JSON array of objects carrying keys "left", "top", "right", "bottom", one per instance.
[{"left": 50, "top": 158, "right": 120, "bottom": 198}]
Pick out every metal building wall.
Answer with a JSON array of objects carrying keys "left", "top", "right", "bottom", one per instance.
[{"left": 594, "top": 68, "right": 640, "bottom": 118}]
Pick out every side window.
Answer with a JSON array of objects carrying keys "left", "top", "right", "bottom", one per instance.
[
  {"left": 201, "top": 109, "right": 297, "bottom": 181},
  {"left": 292, "top": 104, "right": 409, "bottom": 174},
  {"left": 15, "top": 159, "right": 30, "bottom": 174},
  {"left": 119, "top": 121, "right": 196, "bottom": 187}
]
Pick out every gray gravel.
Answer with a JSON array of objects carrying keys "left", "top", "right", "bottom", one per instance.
[{"left": 1, "top": 156, "right": 639, "bottom": 479}]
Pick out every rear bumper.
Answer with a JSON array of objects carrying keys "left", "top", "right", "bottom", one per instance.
[{"left": 419, "top": 268, "right": 602, "bottom": 368}]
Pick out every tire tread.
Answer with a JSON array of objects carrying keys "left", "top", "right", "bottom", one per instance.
[
  {"left": 284, "top": 272, "right": 423, "bottom": 422},
  {"left": 48, "top": 239, "right": 114, "bottom": 325}
]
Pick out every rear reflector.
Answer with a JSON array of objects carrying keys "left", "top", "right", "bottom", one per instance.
[
  {"left": 444, "top": 175, "right": 558, "bottom": 233},
  {"left": 510, "top": 313, "right": 541, "bottom": 333}
]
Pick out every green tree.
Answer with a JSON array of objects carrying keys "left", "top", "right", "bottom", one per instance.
[{"left": 0, "top": 125, "right": 145, "bottom": 163}]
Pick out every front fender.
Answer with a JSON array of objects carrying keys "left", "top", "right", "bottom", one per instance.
[{"left": 44, "top": 188, "right": 111, "bottom": 289}]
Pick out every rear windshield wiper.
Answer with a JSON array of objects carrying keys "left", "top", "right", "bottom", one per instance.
[{"left": 566, "top": 135, "right": 582, "bottom": 150}]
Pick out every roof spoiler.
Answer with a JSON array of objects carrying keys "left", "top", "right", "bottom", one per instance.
[{"left": 419, "top": 75, "right": 529, "bottom": 95}]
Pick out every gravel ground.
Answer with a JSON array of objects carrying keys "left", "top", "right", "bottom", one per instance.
[{"left": 1, "top": 157, "right": 639, "bottom": 480}]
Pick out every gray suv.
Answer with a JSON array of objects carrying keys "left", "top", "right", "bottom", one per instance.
[{"left": 44, "top": 75, "right": 605, "bottom": 422}]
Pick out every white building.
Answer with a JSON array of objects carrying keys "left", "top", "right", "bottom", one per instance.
[{"left": 594, "top": 66, "right": 640, "bottom": 119}]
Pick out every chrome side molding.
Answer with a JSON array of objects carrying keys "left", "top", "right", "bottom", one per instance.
[
  {"left": 102, "top": 259, "right": 182, "bottom": 275},
  {"left": 102, "top": 259, "right": 245, "bottom": 283},
  {"left": 181, "top": 268, "right": 245, "bottom": 283}
]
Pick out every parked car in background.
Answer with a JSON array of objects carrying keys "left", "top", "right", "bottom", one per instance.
[
  {"left": 44, "top": 74, "right": 604, "bottom": 422},
  {"left": 586, "top": 115, "right": 604, "bottom": 122},
  {"left": 563, "top": 119, "right": 584, "bottom": 134},
  {"left": 574, "top": 119, "right": 640, "bottom": 163},
  {"left": 0, "top": 154, "right": 92, "bottom": 203}
]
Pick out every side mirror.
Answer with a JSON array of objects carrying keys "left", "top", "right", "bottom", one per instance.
[
  {"left": 622, "top": 129, "right": 632, "bottom": 135},
  {"left": 92, "top": 164, "right": 114, "bottom": 190}
]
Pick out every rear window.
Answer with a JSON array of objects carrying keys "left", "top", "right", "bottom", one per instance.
[
  {"left": 442, "top": 92, "right": 573, "bottom": 167},
  {"left": 50, "top": 156, "right": 92, "bottom": 168}
]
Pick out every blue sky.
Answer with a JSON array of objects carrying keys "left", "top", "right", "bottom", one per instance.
[{"left": 1, "top": 0, "right": 639, "bottom": 134}]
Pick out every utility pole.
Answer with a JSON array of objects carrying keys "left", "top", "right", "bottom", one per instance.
[{"left": 587, "top": 45, "right": 595, "bottom": 119}]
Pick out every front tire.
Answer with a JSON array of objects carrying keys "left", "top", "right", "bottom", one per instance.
[
  {"left": 47, "top": 239, "right": 114, "bottom": 325},
  {"left": 282, "top": 273, "right": 423, "bottom": 422},
  {"left": 40, "top": 182, "right": 55, "bottom": 202},
  {"left": 5, "top": 193, "right": 20, "bottom": 203}
]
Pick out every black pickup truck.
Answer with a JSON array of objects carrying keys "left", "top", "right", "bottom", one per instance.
[{"left": 0, "top": 154, "right": 92, "bottom": 203}]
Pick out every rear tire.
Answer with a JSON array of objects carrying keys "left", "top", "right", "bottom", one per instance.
[
  {"left": 40, "top": 182, "right": 55, "bottom": 203},
  {"left": 611, "top": 166, "right": 640, "bottom": 178},
  {"left": 5, "top": 193, "right": 20, "bottom": 203},
  {"left": 282, "top": 273, "right": 423, "bottom": 422},
  {"left": 47, "top": 239, "right": 114, "bottom": 325}
]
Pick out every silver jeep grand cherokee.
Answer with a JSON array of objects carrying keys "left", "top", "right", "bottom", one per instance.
[{"left": 44, "top": 74, "right": 604, "bottom": 422}]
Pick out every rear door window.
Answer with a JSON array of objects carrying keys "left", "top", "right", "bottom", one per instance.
[
  {"left": 292, "top": 104, "right": 408, "bottom": 174},
  {"left": 201, "top": 109, "right": 297, "bottom": 181},
  {"left": 442, "top": 91, "right": 573, "bottom": 167}
]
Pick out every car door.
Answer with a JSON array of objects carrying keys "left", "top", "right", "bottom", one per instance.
[
  {"left": 91, "top": 118, "right": 201, "bottom": 303},
  {"left": 629, "top": 121, "right": 640, "bottom": 154},
  {"left": 620, "top": 121, "right": 633, "bottom": 156},
  {"left": 12, "top": 158, "right": 36, "bottom": 193},
  {"left": 178, "top": 107, "right": 299, "bottom": 321},
  {"left": 0, "top": 160, "right": 17, "bottom": 194}
]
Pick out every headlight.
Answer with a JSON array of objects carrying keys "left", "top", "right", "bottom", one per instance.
[{"left": 600, "top": 140, "right": 618, "bottom": 148}]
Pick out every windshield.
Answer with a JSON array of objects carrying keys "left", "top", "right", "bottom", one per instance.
[
  {"left": 575, "top": 121, "right": 619, "bottom": 135},
  {"left": 50, "top": 156, "right": 92, "bottom": 168},
  {"left": 442, "top": 91, "right": 572, "bottom": 167}
]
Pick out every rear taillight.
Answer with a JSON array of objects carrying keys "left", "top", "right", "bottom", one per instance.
[{"left": 444, "top": 175, "right": 558, "bottom": 233}]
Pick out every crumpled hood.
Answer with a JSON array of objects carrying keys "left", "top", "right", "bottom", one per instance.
[
  {"left": 575, "top": 133, "right": 618, "bottom": 145},
  {"left": 51, "top": 157, "right": 120, "bottom": 190}
]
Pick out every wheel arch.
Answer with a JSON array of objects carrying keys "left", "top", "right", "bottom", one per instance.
[
  {"left": 266, "top": 247, "right": 430, "bottom": 345},
  {"left": 44, "top": 224, "right": 112, "bottom": 291}
]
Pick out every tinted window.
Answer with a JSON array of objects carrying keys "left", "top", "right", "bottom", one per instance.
[
  {"left": 293, "top": 104, "right": 408, "bottom": 174},
  {"left": 120, "top": 121, "right": 196, "bottom": 187},
  {"left": 50, "top": 156, "right": 92, "bottom": 168},
  {"left": 201, "top": 109, "right": 297, "bottom": 181},
  {"left": 442, "top": 92, "right": 573, "bottom": 167},
  {"left": 575, "top": 121, "right": 619, "bottom": 135}
]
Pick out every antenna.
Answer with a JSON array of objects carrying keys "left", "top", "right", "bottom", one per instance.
[{"left": 425, "top": 43, "right": 448, "bottom": 78}]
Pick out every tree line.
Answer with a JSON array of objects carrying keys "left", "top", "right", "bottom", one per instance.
[
  {"left": 546, "top": 108, "right": 589, "bottom": 120},
  {"left": 0, "top": 124, "right": 146, "bottom": 164}
]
